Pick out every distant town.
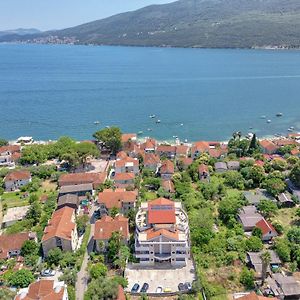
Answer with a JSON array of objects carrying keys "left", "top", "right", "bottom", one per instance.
[{"left": 1, "top": 128, "right": 300, "bottom": 300}]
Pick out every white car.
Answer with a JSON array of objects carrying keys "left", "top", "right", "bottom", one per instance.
[
  {"left": 41, "top": 269, "right": 56, "bottom": 277},
  {"left": 156, "top": 286, "right": 163, "bottom": 293}
]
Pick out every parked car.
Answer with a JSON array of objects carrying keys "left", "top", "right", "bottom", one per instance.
[
  {"left": 184, "top": 282, "right": 192, "bottom": 291},
  {"left": 156, "top": 286, "right": 163, "bottom": 293},
  {"left": 140, "top": 283, "right": 149, "bottom": 293},
  {"left": 40, "top": 269, "right": 56, "bottom": 277},
  {"left": 131, "top": 283, "right": 140, "bottom": 293},
  {"left": 178, "top": 283, "right": 185, "bottom": 291}
]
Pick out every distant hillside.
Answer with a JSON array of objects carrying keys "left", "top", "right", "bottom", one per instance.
[
  {"left": 2, "top": 0, "right": 300, "bottom": 48},
  {"left": 0, "top": 28, "right": 40, "bottom": 37}
]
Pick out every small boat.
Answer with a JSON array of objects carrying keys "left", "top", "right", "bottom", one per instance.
[
  {"left": 290, "top": 126, "right": 295, "bottom": 130},
  {"left": 94, "top": 121, "right": 100, "bottom": 125},
  {"left": 147, "top": 128, "right": 152, "bottom": 131},
  {"left": 156, "top": 119, "right": 161, "bottom": 124},
  {"left": 249, "top": 127, "right": 253, "bottom": 130},
  {"left": 180, "top": 123, "right": 184, "bottom": 126},
  {"left": 184, "top": 139, "right": 188, "bottom": 143},
  {"left": 276, "top": 113, "right": 283, "bottom": 117},
  {"left": 260, "top": 115, "right": 267, "bottom": 119},
  {"left": 105, "top": 125, "right": 110, "bottom": 128},
  {"left": 288, "top": 128, "right": 293, "bottom": 132},
  {"left": 267, "top": 119, "right": 271, "bottom": 123},
  {"left": 149, "top": 115, "right": 156, "bottom": 118},
  {"left": 137, "top": 131, "right": 143, "bottom": 135},
  {"left": 173, "top": 135, "right": 178, "bottom": 138}
]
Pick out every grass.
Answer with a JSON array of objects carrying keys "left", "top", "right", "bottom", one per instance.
[
  {"left": 1, "top": 192, "right": 30, "bottom": 209},
  {"left": 144, "top": 192, "right": 157, "bottom": 201},
  {"left": 271, "top": 206, "right": 298, "bottom": 232}
]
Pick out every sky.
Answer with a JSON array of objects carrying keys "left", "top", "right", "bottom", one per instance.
[{"left": 0, "top": 0, "right": 174, "bottom": 31}]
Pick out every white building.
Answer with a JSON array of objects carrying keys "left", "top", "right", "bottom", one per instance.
[
  {"left": 4, "top": 170, "right": 32, "bottom": 191},
  {"left": 135, "top": 197, "right": 190, "bottom": 267}
]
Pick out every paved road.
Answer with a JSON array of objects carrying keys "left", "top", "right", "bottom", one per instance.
[{"left": 76, "top": 207, "right": 96, "bottom": 300}]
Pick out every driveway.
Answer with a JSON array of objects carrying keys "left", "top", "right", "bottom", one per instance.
[{"left": 125, "top": 259, "right": 196, "bottom": 294}]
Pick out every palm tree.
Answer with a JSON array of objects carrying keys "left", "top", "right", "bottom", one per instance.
[{"left": 261, "top": 251, "right": 271, "bottom": 286}]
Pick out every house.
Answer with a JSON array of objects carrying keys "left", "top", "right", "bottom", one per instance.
[
  {"left": 58, "top": 172, "right": 106, "bottom": 189},
  {"left": 260, "top": 140, "right": 278, "bottom": 154},
  {"left": 175, "top": 145, "right": 189, "bottom": 158},
  {"left": 4, "top": 170, "right": 31, "bottom": 191},
  {"left": 255, "top": 219, "right": 278, "bottom": 241},
  {"left": 42, "top": 207, "right": 78, "bottom": 256},
  {"left": 156, "top": 145, "right": 176, "bottom": 159},
  {"left": 247, "top": 250, "right": 281, "bottom": 279},
  {"left": 135, "top": 197, "right": 190, "bottom": 267},
  {"left": 98, "top": 188, "right": 138, "bottom": 213},
  {"left": 215, "top": 162, "right": 228, "bottom": 173},
  {"left": 143, "top": 153, "right": 160, "bottom": 172},
  {"left": 277, "top": 193, "right": 295, "bottom": 207},
  {"left": 191, "top": 141, "right": 220, "bottom": 159},
  {"left": 161, "top": 180, "right": 175, "bottom": 194},
  {"left": 198, "top": 164, "right": 210, "bottom": 182},
  {"left": 2, "top": 206, "right": 30, "bottom": 228},
  {"left": 267, "top": 273, "right": 300, "bottom": 300},
  {"left": 0, "top": 232, "right": 36, "bottom": 259},
  {"left": 0, "top": 145, "right": 21, "bottom": 168},
  {"left": 238, "top": 206, "right": 263, "bottom": 232},
  {"left": 159, "top": 160, "right": 174, "bottom": 180},
  {"left": 114, "top": 156, "right": 139, "bottom": 174},
  {"left": 15, "top": 280, "right": 68, "bottom": 300},
  {"left": 94, "top": 215, "right": 129, "bottom": 252},
  {"left": 243, "top": 189, "right": 275, "bottom": 206},
  {"left": 140, "top": 138, "right": 157, "bottom": 153},
  {"left": 227, "top": 161, "right": 240, "bottom": 171},
  {"left": 236, "top": 292, "right": 278, "bottom": 300},
  {"left": 121, "top": 133, "right": 137, "bottom": 144},
  {"left": 57, "top": 194, "right": 80, "bottom": 213},
  {"left": 286, "top": 179, "right": 300, "bottom": 201},
  {"left": 114, "top": 173, "right": 135, "bottom": 188},
  {"left": 178, "top": 157, "right": 193, "bottom": 170},
  {"left": 59, "top": 183, "right": 93, "bottom": 197}
]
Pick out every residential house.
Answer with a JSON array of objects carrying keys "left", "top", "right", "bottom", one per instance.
[
  {"left": 42, "top": 207, "right": 78, "bottom": 256},
  {"left": 15, "top": 280, "right": 68, "bottom": 300},
  {"left": 94, "top": 215, "right": 129, "bottom": 252},
  {"left": 191, "top": 141, "right": 220, "bottom": 159},
  {"left": 156, "top": 145, "right": 176, "bottom": 159},
  {"left": 159, "top": 160, "right": 174, "bottom": 180},
  {"left": 260, "top": 140, "right": 279, "bottom": 154},
  {"left": 114, "top": 173, "right": 135, "bottom": 188},
  {"left": 0, "top": 232, "right": 36, "bottom": 259},
  {"left": 98, "top": 188, "right": 138, "bottom": 214},
  {"left": 2, "top": 206, "right": 30, "bottom": 228},
  {"left": 59, "top": 183, "right": 93, "bottom": 197},
  {"left": 4, "top": 170, "right": 31, "bottom": 191},
  {"left": 227, "top": 161, "right": 240, "bottom": 171},
  {"left": 0, "top": 145, "right": 21, "bottom": 168},
  {"left": 143, "top": 153, "right": 160, "bottom": 172},
  {"left": 121, "top": 133, "right": 137, "bottom": 144},
  {"left": 161, "top": 180, "right": 175, "bottom": 194},
  {"left": 114, "top": 156, "right": 139, "bottom": 175},
  {"left": 178, "top": 157, "right": 193, "bottom": 170},
  {"left": 235, "top": 292, "right": 278, "bottom": 300},
  {"left": 135, "top": 197, "right": 190, "bottom": 267},
  {"left": 140, "top": 138, "right": 157, "bottom": 154},
  {"left": 286, "top": 179, "right": 300, "bottom": 201},
  {"left": 175, "top": 145, "right": 189, "bottom": 158},
  {"left": 198, "top": 164, "right": 210, "bottom": 182},
  {"left": 255, "top": 218, "right": 278, "bottom": 241},
  {"left": 243, "top": 189, "right": 275, "bottom": 206},
  {"left": 238, "top": 206, "right": 263, "bottom": 232},
  {"left": 277, "top": 193, "right": 295, "bottom": 207},
  {"left": 57, "top": 194, "right": 80, "bottom": 213},
  {"left": 215, "top": 162, "right": 228, "bottom": 173},
  {"left": 58, "top": 172, "right": 106, "bottom": 189},
  {"left": 247, "top": 250, "right": 281, "bottom": 279}
]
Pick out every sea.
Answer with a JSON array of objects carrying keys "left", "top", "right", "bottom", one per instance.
[{"left": 1, "top": 43, "right": 300, "bottom": 142}]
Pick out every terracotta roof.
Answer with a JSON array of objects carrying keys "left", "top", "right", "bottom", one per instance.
[
  {"left": 260, "top": 140, "right": 278, "bottom": 152},
  {"left": 175, "top": 145, "right": 189, "bottom": 156},
  {"left": 114, "top": 173, "right": 135, "bottom": 181},
  {"left": 98, "top": 189, "right": 138, "bottom": 209},
  {"left": 115, "top": 156, "right": 138, "bottom": 168},
  {"left": 116, "top": 151, "right": 128, "bottom": 159},
  {"left": 94, "top": 215, "right": 129, "bottom": 240},
  {"left": 144, "top": 153, "right": 160, "bottom": 166},
  {"left": 208, "top": 148, "right": 223, "bottom": 158},
  {"left": 160, "top": 160, "right": 174, "bottom": 174},
  {"left": 146, "top": 228, "right": 179, "bottom": 241},
  {"left": 58, "top": 172, "right": 106, "bottom": 187},
  {"left": 237, "top": 292, "right": 278, "bottom": 300},
  {"left": 161, "top": 180, "right": 175, "bottom": 193},
  {"left": 255, "top": 160, "right": 265, "bottom": 167},
  {"left": 198, "top": 164, "right": 209, "bottom": 174},
  {"left": 291, "top": 148, "right": 300, "bottom": 156},
  {"left": 192, "top": 141, "right": 210, "bottom": 153},
  {"left": 0, "top": 232, "right": 33, "bottom": 259},
  {"left": 275, "top": 139, "right": 297, "bottom": 147},
  {"left": 0, "top": 145, "right": 20, "bottom": 154},
  {"left": 42, "top": 207, "right": 75, "bottom": 242},
  {"left": 157, "top": 145, "right": 176, "bottom": 153},
  {"left": 255, "top": 218, "right": 277, "bottom": 235},
  {"left": 121, "top": 133, "right": 137, "bottom": 143},
  {"left": 5, "top": 170, "right": 31, "bottom": 182},
  {"left": 15, "top": 280, "right": 65, "bottom": 300},
  {"left": 141, "top": 138, "right": 156, "bottom": 150},
  {"left": 148, "top": 198, "right": 176, "bottom": 224},
  {"left": 179, "top": 157, "right": 193, "bottom": 167},
  {"left": 11, "top": 152, "right": 21, "bottom": 162},
  {"left": 117, "top": 285, "right": 126, "bottom": 300}
]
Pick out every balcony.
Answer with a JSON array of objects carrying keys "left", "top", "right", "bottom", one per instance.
[{"left": 154, "top": 253, "right": 172, "bottom": 260}]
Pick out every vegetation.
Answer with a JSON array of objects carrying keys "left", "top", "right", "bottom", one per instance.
[{"left": 93, "top": 127, "right": 122, "bottom": 154}]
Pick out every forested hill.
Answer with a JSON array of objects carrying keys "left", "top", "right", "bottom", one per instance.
[{"left": 2, "top": 0, "right": 300, "bottom": 48}]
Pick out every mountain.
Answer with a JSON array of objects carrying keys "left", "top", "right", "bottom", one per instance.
[
  {"left": 2, "top": 0, "right": 300, "bottom": 48},
  {"left": 0, "top": 28, "right": 40, "bottom": 37}
]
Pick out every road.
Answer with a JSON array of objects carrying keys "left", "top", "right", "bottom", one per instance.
[{"left": 76, "top": 206, "right": 96, "bottom": 300}]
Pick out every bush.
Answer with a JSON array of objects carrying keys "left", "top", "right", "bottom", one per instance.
[
  {"left": 240, "top": 267, "right": 255, "bottom": 289},
  {"left": 246, "top": 236, "right": 263, "bottom": 252},
  {"left": 89, "top": 263, "right": 108, "bottom": 279},
  {"left": 8, "top": 269, "right": 34, "bottom": 288}
]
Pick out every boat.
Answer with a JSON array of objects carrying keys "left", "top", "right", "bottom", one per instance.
[
  {"left": 260, "top": 115, "right": 267, "bottom": 119},
  {"left": 137, "top": 131, "right": 143, "bottom": 135},
  {"left": 249, "top": 127, "right": 253, "bottom": 130},
  {"left": 149, "top": 114, "right": 156, "bottom": 118},
  {"left": 267, "top": 120, "right": 271, "bottom": 123},
  {"left": 288, "top": 128, "right": 293, "bottom": 132},
  {"left": 147, "top": 128, "right": 152, "bottom": 131},
  {"left": 105, "top": 125, "right": 110, "bottom": 128},
  {"left": 173, "top": 135, "right": 178, "bottom": 138},
  {"left": 290, "top": 126, "right": 295, "bottom": 130},
  {"left": 180, "top": 123, "right": 184, "bottom": 126},
  {"left": 276, "top": 113, "right": 283, "bottom": 117},
  {"left": 156, "top": 119, "right": 161, "bottom": 124},
  {"left": 94, "top": 121, "right": 100, "bottom": 125}
]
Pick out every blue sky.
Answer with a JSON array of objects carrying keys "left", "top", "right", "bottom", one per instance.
[{"left": 0, "top": 0, "right": 174, "bottom": 31}]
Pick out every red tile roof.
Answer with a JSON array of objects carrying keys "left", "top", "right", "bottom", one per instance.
[
  {"left": 291, "top": 148, "right": 300, "bottom": 156},
  {"left": 198, "top": 164, "right": 209, "bottom": 174},
  {"left": 5, "top": 170, "right": 31, "bottom": 182},
  {"left": 94, "top": 215, "right": 129, "bottom": 240},
  {"left": 175, "top": 145, "right": 189, "bottom": 156},
  {"left": 141, "top": 138, "right": 157, "bottom": 151},
  {"left": 116, "top": 151, "right": 128, "bottom": 159},
  {"left": 121, "top": 133, "right": 137, "bottom": 143},
  {"left": 179, "top": 157, "right": 193, "bottom": 167},
  {"left": 0, "top": 145, "right": 20, "bottom": 154},
  {"left": 146, "top": 228, "right": 179, "bottom": 241},
  {"left": 58, "top": 172, "right": 106, "bottom": 188},
  {"left": 115, "top": 156, "right": 139, "bottom": 168},
  {"left": 161, "top": 180, "right": 175, "bottom": 193},
  {"left": 148, "top": 198, "right": 176, "bottom": 224},
  {"left": 256, "top": 218, "right": 277, "bottom": 235},
  {"left": 117, "top": 285, "right": 126, "bottom": 300},
  {"left": 260, "top": 140, "right": 278, "bottom": 153},
  {"left": 275, "top": 139, "right": 297, "bottom": 147},
  {"left": 98, "top": 189, "right": 138, "bottom": 209},
  {"left": 114, "top": 173, "right": 135, "bottom": 181},
  {"left": 42, "top": 207, "right": 75, "bottom": 242},
  {"left": 160, "top": 160, "right": 174, "bottom": 174},
  {"left": 157, "top": 145, "right": 176, "bottom": 153},
  {"left": 144, "top": 153, "right": 160, "bottom": 166},
  {"left": 237, "top": 292, "right": 278, "bottom": 300},
  {"left": 15, "top": 280, "right": 65, "bottom": 300}
]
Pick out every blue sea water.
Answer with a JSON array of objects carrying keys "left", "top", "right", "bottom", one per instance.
[{"left": 1, "top": 44, "right": 300, "bottom": 142}]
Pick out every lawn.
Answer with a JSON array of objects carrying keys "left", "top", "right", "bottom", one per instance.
[
  {"left": 1, "top": 192, "right": 30, "bottom": 209},
  {"left": 144, "top": 192, "right": 158, "bottom": 201},
  {"left": 271, "top": 206, "right": 298, "bottom": 232}
]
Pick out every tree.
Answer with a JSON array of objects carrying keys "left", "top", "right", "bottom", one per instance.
[
  {"left": 8, "top": 269, "right": 34, "bottom": 288},
  {"left": 252, "top": 227, "right": 263, "bottom": 239},
  {"left": 26, "top": 200, "right": 42, "bottom": 225},
  {"left": 84, "top": 277, "right": 119, "bottom": 300},
  {"left": 46, "top": 247, "right": 63, "bottom": 266},
  {"left": 275, "top": 238, "right": 291, "bottom": 262},
  {"left": 247, "top": 165, "right": 265, "bottom": 187},
  {"left": 263, "top": 177, "right": 286, "bottom": 197},
  {"left": 240, "top": 267, "right": 255, "bottom": 289},
  {"left": 258, "top": 200, "right": 278, "bottom": 218},
  {"left": 0, "top": 138, "right": 8, "bottom": 147},
  {"left": 224, "top": 171, "right": 245, "bottom": 189},
  {"left": 21, "top": 240, "right": 39, "bottom": 257},
  {"left": 248, "top": 134, "right": 260, "bottom": 155},
  {"left": 113, "top": 245, "right": 130, "bottom": 271},
  {"left": 107, "top": 231, "right": 123, "bottom": 262},
  {"left": 290, "top": 162, "right": 300, "bottom": 188},
  {"left": 218, "top": 195, "right": 243, "bottom": 226},
  {"left": 74, "top": 142, "right": 100, "bottom": 167},
  {"left": 59, "top": 268, "right": 77, "bottom": 286},
  {"left": 261, "top": 251, "right": 271, "bottom": 285},
  {"left": 93, "top": 127, "right": 122, "bottom": 155},
  {"left": 20, "top": 144, "right": 48, "bottom": 165},
  {"left": 287, "top": 227, "right": 300, "bottom": 244},
  {"left": 245, "top": 236, "right": 263, "bottom": 252},
  {"left": 110, "top": 207, "right": 119, "bottom": 218},
  {"left": 76, "top": 215, "right": 89, "bottom": 235},
  {"left": 0, "top": 288, "right": 16, "bottom": 300},
  {"left": 89, "top": 263, "right": 108, "bottom": 279}
]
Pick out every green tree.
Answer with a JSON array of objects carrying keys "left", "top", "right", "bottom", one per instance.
[
  {"left": 8, "top": 269, "right": 34, "bottom": 288},
  {"left": 21, "top": 240, "right": 39, "bottom": 257},
  {"left": 248, "top": 134, "right": 260, "bottom": 155},
  {"left": 46, "top": 247, "right": 63, "bottom": 266},
  {"left": 0, "top": 139, "right": 8, "bottom": 147},
  {"left": 26, "top": 200, "right": 42, "bottom": 225},
  {"left": 247, "top": 165, "right": 265, "bottom": 187},
  {"left": 261, "top": 251, "right": 271, "bottom": 285},
  {"left": 0, "top": 288, "right": 16, "bottom": 300},
  {"left": 224, "top": 171, "right": 245, "bottom": 189},
  {"left": 252, "top": 227, "right": 263, "bottom": 239},
  {"left": 275, "top": 238, "right": 291, "bottom": 262},
  {"left": 89, "top": 263, "right": 108, "bottom": 279},
  {"left": 76, "top": 215, "right": 89, "bottom": 235},
  {"left": 290, "top": 162, "right": 300, "bottom": 188},
  {"left": 218, "top": 195, "right": 243, "bottom": 226},
  {"left": 258, "top": 200, "right": 278, "bottom": 218},
  {"left": 84, "top": 277, "right": 119, "bottom": 300},
  {"left": 74, "top": 142, "right": 100, "bottom": 167},
  {"left": 59, "top": 268, "right": 77, "bottom": 286},
  {"left": 93, "top": 127, "right": 122, "bottom": 155},
  {"left": 239, "top": 267, "right": 255, "bottom": 289},
  {"left": 263, "top": 177, "right": 286, "bottom": 197},
  {"left": 287, "top": 227, "right": 300, "bottom": 244},
  {"left": 107, "top": 231, "right": 123, "bottom": 262},
  {"left": 110, "top": 207, "right": 119, "bottom": 218},
  {"left": 245, "top": 236, "right": 263, "bottom": 252},
  {"left": 113, "top": 245, "right": 130, "bottom": 271}
]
